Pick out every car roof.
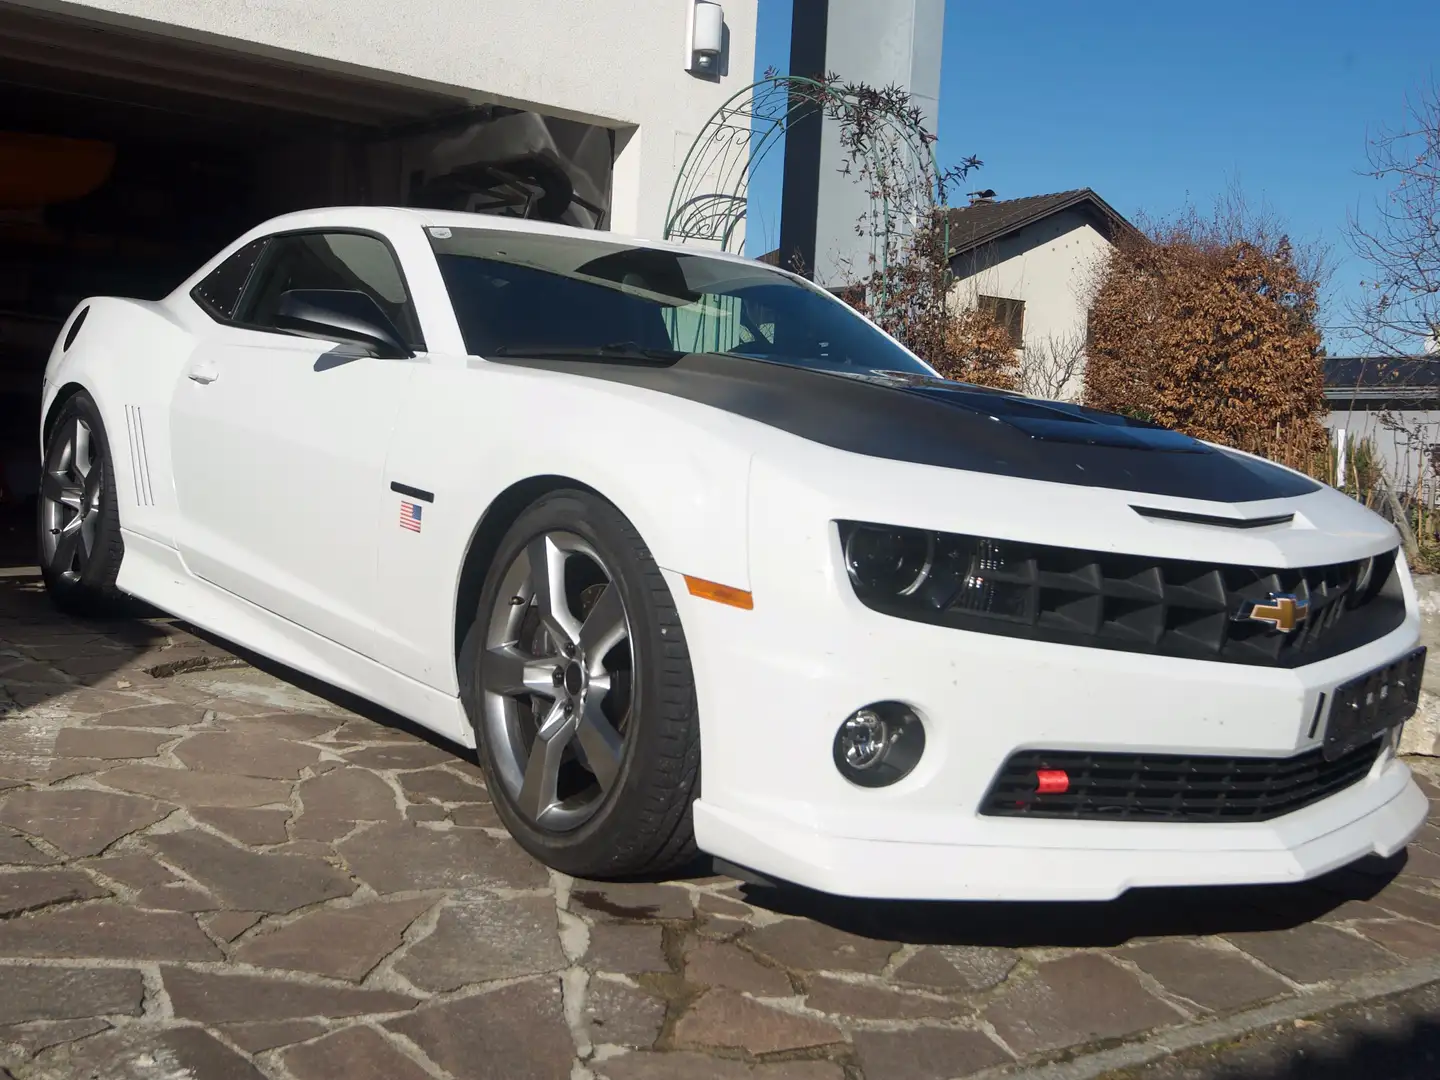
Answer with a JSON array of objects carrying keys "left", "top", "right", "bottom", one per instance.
[{"left": 233, "top": 206, "right": 763, "bottom": 270}]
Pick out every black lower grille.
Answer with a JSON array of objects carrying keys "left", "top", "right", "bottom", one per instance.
[{"left": 981, "top": 739, "right": 1384, "bottom": 822}]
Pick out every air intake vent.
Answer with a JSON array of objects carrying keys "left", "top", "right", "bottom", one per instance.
[
  {"left": 981, "top": 739, "right": 1383, "bottom": 822},
  {"left": 1132, "top": 506, "right": 1295, "bottom": 529}
]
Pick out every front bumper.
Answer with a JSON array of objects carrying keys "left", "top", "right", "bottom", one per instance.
[
  {"left": 695, "top": 772, "right": 1426, "bottom": 901},
  {"left": 670, "top": 461, "right": 1430, "bottom": 902}
]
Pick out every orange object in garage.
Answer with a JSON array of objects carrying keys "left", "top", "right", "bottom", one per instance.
[{"left": 0, "top": 131, "right": 115, "bottom": 207}]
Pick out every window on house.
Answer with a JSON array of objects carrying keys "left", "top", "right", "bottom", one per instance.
[{"left": 978, "top": 295, "right": 1025, "bottom": 349}]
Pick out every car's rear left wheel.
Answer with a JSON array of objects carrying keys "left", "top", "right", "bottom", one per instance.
[
  {"left": 460, "top": 490, "right": 701, "bottom": 878},
  {"left": 38, "top": 391, "right": 126, "bottom": 616}
]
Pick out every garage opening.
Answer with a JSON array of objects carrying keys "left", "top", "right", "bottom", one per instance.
[{"left": 0, "top": 3, "right": 614, "bottom": 567}]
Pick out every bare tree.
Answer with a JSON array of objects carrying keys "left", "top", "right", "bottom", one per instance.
[
  {"left": 1348, "top": 81, "right": 1440, "bottom": 355},
  {"left": 1020, "top": 331, "right": 1087, "bottom": 401}
]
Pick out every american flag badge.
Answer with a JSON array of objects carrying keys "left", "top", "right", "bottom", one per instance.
[{"left": 399, "top": 500, "right": 423, "bottom": 533}]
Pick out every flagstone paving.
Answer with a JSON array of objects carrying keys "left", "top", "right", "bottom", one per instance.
[{"left": 1, "top": 570, "right": 1440, "bottom": 1079}]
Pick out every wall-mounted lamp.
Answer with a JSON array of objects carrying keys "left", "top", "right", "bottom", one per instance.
[{"left": 685, "top": 1, "right": 725, "bottom": 75}]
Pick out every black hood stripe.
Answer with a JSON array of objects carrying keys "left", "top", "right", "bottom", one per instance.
[{"left": 490, "top": 352, "right": 1319, "bottom": 503}]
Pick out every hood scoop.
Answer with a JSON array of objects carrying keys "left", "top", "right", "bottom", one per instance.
[
  {"left": 1132, "top": 506, "right": 1297, "bottom": 529},
  {"left": 852, "top": 371, "right": 1207, "bottom": 453}
]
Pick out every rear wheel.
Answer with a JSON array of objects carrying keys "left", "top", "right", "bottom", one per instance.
[
  {"left": 38, "top": 392, "right": 125, "bottom": 616},
  {"left": 460, "top": 490, "right": 701, "bottom": 878}
]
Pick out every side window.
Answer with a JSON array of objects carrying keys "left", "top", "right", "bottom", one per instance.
[
  {"left": 237, "top": 232, "right": 423, "bottom": 348},
  {"left": 190, "top": 239, "right": 267, "bottom": 321}
]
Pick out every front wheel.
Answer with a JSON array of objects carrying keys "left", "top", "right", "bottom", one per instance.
[
  {"left": 460, "top": 490, "right": 701, "bottom": 878},
  {"left": 38, "top": 391, "right": 126, "bottom": 616}
]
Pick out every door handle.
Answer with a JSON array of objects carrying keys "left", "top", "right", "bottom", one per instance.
[{"left": 187, "top": 360, "right": 219, "bottom": 384}]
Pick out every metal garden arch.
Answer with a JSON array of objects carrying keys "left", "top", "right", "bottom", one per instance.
[{"left": 663, "top": 74, "right": 947, "bottom": 287}]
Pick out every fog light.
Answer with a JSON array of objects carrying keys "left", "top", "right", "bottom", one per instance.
[{"left": 833, "top": 702, "right": 925, "bottom": 788}]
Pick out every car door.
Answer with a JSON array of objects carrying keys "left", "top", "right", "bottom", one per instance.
[{"left": 169, "top": 228, "right": 424, "bottom": 659}]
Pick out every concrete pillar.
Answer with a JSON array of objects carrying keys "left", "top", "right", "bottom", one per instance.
[{"left": 779, "top": 0, "right": 945, "bottom": 285}]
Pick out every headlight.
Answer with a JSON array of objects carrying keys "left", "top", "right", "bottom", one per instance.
[
  {"left": 948, "top": 537, "right": 1029, "bottom": 619},
  {"left": 1346, "top": 549, "right": 1397, "bottom": 609},
  {"left": 839, "top": 521, "right": 1032, "bottom": 622},
  {"left": 842, "top": 525, "right": 933, "bottom": 596},
  {"left": 1347, "top": 554, "right": 1375, "bottom": 608},
  {"left": 1355, "top": 555, "right": 1374, "bottom": 594}
]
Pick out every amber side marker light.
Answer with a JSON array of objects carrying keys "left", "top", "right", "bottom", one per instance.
[{"left": 684, "top": 575, "right": 754, "bottom": 610}]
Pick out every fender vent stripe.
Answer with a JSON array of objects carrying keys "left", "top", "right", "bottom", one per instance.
[{"left": 124, "top": 405, "right": 155, "bottom": 507}]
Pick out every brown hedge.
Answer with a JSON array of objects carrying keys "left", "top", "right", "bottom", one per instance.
[{"left": 1082, "top": 226, "right": 1327, "bottom": 466}]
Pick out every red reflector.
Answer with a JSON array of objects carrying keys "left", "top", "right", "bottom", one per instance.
[{"left": 1035, "top": 769, "right": 1069, "bottom": 794}]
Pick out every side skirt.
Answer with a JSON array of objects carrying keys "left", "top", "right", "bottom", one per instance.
[{"left": 115, "top": 529, "right": 474, "bottom": 748}]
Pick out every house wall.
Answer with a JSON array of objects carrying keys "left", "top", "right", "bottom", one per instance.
[
  {"left": 26, "top": 0, "right": 758, "bottom": 239},
  {"left": 1324, "top": 407, "right": 1440, "bottom": 494},
  {"left": 948, "top": 208, "right": 1113, "bottom": 400}
]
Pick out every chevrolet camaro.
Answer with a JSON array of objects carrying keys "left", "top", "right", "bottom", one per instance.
[{"left": 36, "top": 207, "right": 1429, "bottom": 899}]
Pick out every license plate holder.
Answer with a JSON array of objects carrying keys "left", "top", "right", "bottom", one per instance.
[{"left": 1323, "top": 646, "right": 1426, "bottom": 761}]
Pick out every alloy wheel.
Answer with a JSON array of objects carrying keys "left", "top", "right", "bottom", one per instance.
[
  {"left": 481, "top": 530, "right": 634, "bottom": 832},
  {"left": 39, "top": 417, "right": 102, "bottom": 583}
]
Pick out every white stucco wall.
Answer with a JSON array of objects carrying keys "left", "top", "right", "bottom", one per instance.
[
  {"left": 1324, "top": 407, "right": 1440, "bottom": 495},
  {"left": 948, "top": 208, "right": 1113, "bottom": 400},
  {"left": 19, "top": 0, "right": 757, "bottom": 239}
]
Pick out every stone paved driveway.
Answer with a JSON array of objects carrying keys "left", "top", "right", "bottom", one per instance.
[{"left": 2, "top": 569, "right": 1440, "bottom": 1080}]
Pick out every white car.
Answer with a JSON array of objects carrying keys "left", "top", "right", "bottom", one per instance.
[{"left": 37, "top": 207, "right": 1429, "bottom": 900}]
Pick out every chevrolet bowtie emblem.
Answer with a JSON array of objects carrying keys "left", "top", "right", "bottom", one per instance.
[{"left": 1237, "top": 592, "right": 1310, "bottom": 633}]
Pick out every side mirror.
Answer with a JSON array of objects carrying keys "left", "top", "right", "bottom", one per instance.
[{"left": 274, "top": 289, "right": 412, "bottom": 359}]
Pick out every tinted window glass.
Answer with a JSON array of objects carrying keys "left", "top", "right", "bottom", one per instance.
[
  {"left": 190, "top": 239, "right": 267, "bottom": 321},
  {"left": 239, "top": 232, "right": 422, "bottom": 347},
  {"left": 428, "top": 228, "right": 932, "bottom": 376}
]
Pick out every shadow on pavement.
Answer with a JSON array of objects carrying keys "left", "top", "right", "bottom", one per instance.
[
  {"left": 177, "top": 624, "right": 459, "bottom": 748},
  {"left": 1102, "top": 979, "right": 1440, "bottom": 1079},
  {"left": 0, "top": 500, "right": 37, "bottom": 573},
  {"left": 0, "top": 564, "right": 181, "bottom": 715},
  {"left": 729, "top": 856, "right": 1406, "bottom": 949}
]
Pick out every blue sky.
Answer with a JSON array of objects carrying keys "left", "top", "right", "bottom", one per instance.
[{"left": 748, "top": 0, "right": 1439, "bottom": 351}]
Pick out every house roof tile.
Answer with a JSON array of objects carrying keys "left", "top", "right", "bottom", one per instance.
[{"left": 944, "top": 188, "right": 1139, "bottom": 258}]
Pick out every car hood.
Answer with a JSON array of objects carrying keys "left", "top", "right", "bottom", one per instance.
[{"left": 488, "top": 351, "right": 1320, "bottom": 503}]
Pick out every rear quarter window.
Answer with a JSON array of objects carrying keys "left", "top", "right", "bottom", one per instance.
[{"left": 190, "top": 239, "right": 267, "bottom": 322}]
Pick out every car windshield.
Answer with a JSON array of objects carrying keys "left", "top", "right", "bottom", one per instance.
[{"left": 426, "top": 226, "right": 934, "bottom": 376}]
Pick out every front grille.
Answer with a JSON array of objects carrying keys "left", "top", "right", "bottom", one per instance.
[
  {"left": 842, "top": 522, "right": 1405, "bottom": 667},
  {"left": 980, "top": 739, "right": 1384, "bottom": 823},
  {"left": 1016, "top": 545, "right": 1404, "bottom": 666}
]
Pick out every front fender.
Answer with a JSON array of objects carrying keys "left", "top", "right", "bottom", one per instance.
[
  {"left": 373, "top": 358, "right": 757, "bottom": 692},
  {"left": 41, "top": 297, "right": 194, "bottom": 545}
]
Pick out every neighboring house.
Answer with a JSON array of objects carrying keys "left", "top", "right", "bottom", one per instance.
[
  {"left": 946, "top": 188, "right": 1140, "bottom": 400},
  {"left": 1324, "top": 356, "right": 1440, "bottom": 492}
]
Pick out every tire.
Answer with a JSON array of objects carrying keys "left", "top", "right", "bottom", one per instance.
[
  {"left": 37, "top": 391, "right": 127, "bottom": 617},
  {"left": 459, "top": 489, "right": 701, "bottom": 878}
]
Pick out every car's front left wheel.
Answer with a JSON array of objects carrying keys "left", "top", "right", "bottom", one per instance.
[
  {"left": 38, "top": 391, "right": 126, "bottom": 616},
  {"left": 459, "top": 489, "right": 701, "bottom": 879}
]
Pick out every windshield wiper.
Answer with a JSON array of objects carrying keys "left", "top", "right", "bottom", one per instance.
[{"left": 488, "top": 342, "right": 688, "bottom": 362}]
